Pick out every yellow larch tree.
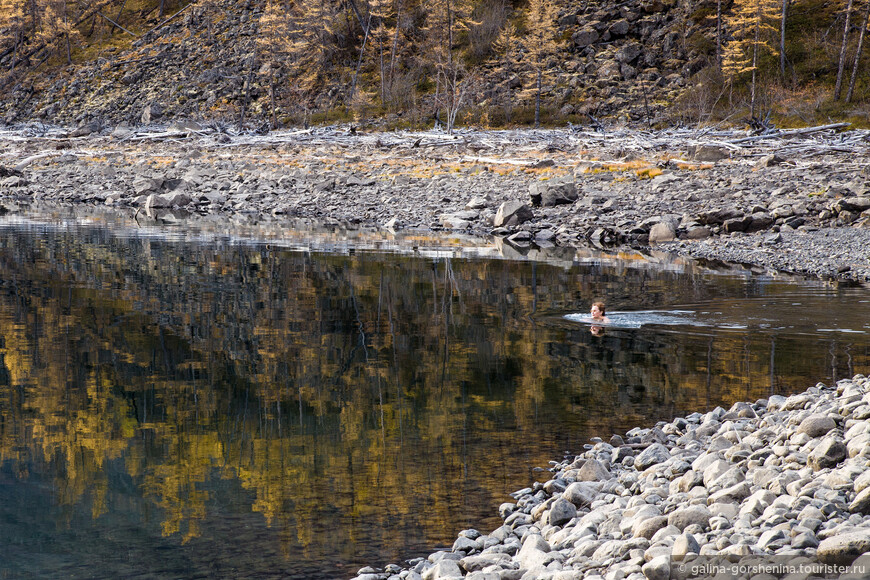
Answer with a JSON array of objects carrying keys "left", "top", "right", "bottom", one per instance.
[
  {"left": 0, "top": 0, "right": 29, "bottom": 70},
  {"left": 519, "top": 0, "right": 561, "bottom": 128},
  {"left": 256, "top": 0, "right": 337, "bottom": 126},
  {"left": 722, "top": 0, "right": 779, "bottom": 118},
  {"left": 36, "top": 0, "right": 82, "bottom": 65},
  {"left": 492, "top": 21, "right": 521, "bottom": 123}
]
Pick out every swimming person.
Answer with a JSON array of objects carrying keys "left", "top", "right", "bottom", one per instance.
[{"left": 590, "top": 301, "right": 611, "bottom": 324}]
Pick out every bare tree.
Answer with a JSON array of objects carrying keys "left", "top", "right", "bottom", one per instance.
[
  {"left": 835, "top": 0, "right": 856, "bottom": 100},
  {"left": 847, "top": 0, "right": 870, "bottom": 102}
]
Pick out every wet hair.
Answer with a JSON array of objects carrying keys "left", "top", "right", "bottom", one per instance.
[{"left": 592, "top": 301, "right": 606, "bottom": 315}]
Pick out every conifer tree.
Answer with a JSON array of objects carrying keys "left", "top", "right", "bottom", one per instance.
[
  {"left": 38, "top": 0, "right": 82, "bottom": 65},
  {"left": 492, "top": 21, "right": 520, "bottom": 122},
  {"left": 779, "top": 0, "right": 788, "bottom": 77},
  {"left": 256, "top": 0, "right": 338, "bottom": 125},
  {"left": 519, "top": 0, "right": 561, "bottom": 128},
  {"left": 256, "top": 0, "right": 292, "bottom": 128},
  {"left": 0, "top": 0, "right": 28, "bottom": 69},
  {"left": 722, "top": 0, "right": 779, "bottom": 117}
]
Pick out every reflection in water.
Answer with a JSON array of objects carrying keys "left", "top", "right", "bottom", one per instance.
[{"left": 0, "top": 212, "right": 868, "bottom": 578}]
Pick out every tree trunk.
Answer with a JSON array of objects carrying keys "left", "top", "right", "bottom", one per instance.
[
  {"left": 379, "top": 35, "right": 386, "bottom": 105},
  {"left": 716, "top": 0, "right": 722, "bottom": 68},
  {"left": 534, "top": 68, "right": 541, "bottom": 128},
  {"left": 159, "top": 0, "right": 165, "bottom": 19},
  {"left": 349, "top": 12, "right": 372, "bottom": 103},
  {"left": 847, "top": 0, "right": 870, "bottom": 102},
  {"left": 111, "top": 0, "right": 129, "bottom": 34},
  {"left": 780, "top": 0, "right": 788, "bottom": 78},
  {"left": 388, "top": 0, "right": 403, "bottom": 95},
  {"left": 750, "top": 21, "right": 759, "bottom": 117},
  {"left": 835, "top": 0, "right": 855, "bottom": 100},
  {"left": 270, "top": 75, "right": 277, "bottom": 129}
]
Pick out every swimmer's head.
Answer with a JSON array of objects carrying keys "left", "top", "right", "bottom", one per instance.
[{"left": 591, "top": 302, "right": 606, "bottom": 318}]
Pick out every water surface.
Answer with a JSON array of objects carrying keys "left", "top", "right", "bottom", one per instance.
[{"left": 0, "top": 208, "right": 868, "bottom": 579}]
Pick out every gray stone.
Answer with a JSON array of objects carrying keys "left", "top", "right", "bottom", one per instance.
[
  {"left": 141, "top": 102, "right": 163, "bottom": 124},
  {"left": 702, "top": 459, "right": 731, "bottom": 488},
  {"left": 798, "top": 414, "right": 837, "bottom": 438},
  {"left": 616, "top": 42, "right": 643, "bottom": 63},
  {"left": 529, "top": 178, "right": 577, "bottom": 207},
  {"left": 641, "top": 554, "right": 670, "bottom": 580},
  {"left": 563, "top": 482, "right": 599, "bottom": 507},
  {"left": 672, "top": 533, "right": 700, "bottom": 559},
  {"left": 817, "top": 531, "right": 870, "bottom": 565},
  {"left": 757, "top": 529, "right": 787, "bottom": 550},
  {"left": 145, "top": 193, "right": 171, "bottom": 210},
  {"left": 634, "top": 443, "right": 671, "bottom": 469},
  {"left": 493, "top": 201, "right": 533, "bottom": 228},
  {"left": 422, "top": 559, "right": 463, "bottom": 580},
  {"left": 452, "top": 536, "right": 480, "bottom": 553},
  {"left": 609, "top": 19, "right": 631, "bottom": 36},
  {"left": 633, "top": 515, "right": 669, "bottom": 539},
  {"left": 685, "top": 226, "right": 711, "bottom": 239},
  {"left": 849, "top": 486, "right": 870, "bottom": 514},
  {"left": 459, "top": 553, "right": 511, "bottom": 572},
  {"left": 707, "top": 481, "right": 751, "bottom": 504},
  {"left": 809, "top": 436, "right": 847, "bottom": 470},
  {"left": 648, "top": 222, "right": 676, "bottom": 243},
  {"left": 164, "top": 192, "right": 192, "bottom": 207},
  {"left": 688, "top": 145, "right": 730, "bottom": 162},
  {"left": 792, "top": 531, "right": 820, "bottom": 548},
  {"left": 347, "top": 174, "right": 376, "bottom": 187},
  {"left": 548, "top": 497, "right": 577, "bottom": 526},
  {"left": 516, "top": 534, "right": 551, "bottom": 570},
  {"left": 668, "top": 505, "right": 712, "bottom": 531},
  {"left": 572, "top": 28, "right": 600, "bottom": 47},
  {"left": 837, "top": 197, "right": 870, "bottom": 213},
  {"left": 575, "top": 459, "right": 612, "bottom": 482}
]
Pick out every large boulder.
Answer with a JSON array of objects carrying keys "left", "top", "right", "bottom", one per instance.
[
  {"left": 817, "top": 531, "right": 870, "bottom": 565},
  {"left": 648, "top": 222, "right": 676, "bottom": 243},
  {"left": 798, "top": 414, "right": 837, "bottom": 438},
  {"left": 493, "top": 201, "right": 533, "bottom": 227},
  {"left": 529, "top": 178, "right": 577, "bottom": 207}
]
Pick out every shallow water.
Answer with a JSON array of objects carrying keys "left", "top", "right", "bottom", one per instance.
[{"left": 0, "top": 208, "right": 869, "bottom": 579}]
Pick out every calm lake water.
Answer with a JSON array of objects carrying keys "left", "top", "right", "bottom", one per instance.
[{"left": 1, "top": 208, "right": 869, "bottom": 579}]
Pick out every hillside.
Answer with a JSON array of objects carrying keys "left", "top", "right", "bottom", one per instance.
[{"left": 0, "top": 0, "right": 867, "bottom": 129}]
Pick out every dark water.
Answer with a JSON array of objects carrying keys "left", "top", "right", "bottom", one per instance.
[{"left": 0, "top": 209, "right": 869, "bottom": 579}]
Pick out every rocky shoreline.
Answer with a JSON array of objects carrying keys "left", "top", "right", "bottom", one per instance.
[
  {"left": 1, "top": 125, "right": 869, "bottom": 282},
  {"left": 353, "top": 374, "right": 870, "bottom": 580}
]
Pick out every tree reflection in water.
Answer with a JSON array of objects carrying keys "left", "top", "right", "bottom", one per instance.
[{"left": 0, "top": 217, "right": 867, "bottom": 578}]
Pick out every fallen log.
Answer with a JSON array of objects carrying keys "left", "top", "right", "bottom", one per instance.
[{"left": 730, "top": 122, "right": 851, "bottom": 144}]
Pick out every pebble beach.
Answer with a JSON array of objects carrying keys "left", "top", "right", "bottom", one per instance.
[{"left": 354, "top": 375, "right": 870, "bottom": 580}]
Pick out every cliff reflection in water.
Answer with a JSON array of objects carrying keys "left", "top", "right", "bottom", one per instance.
[{"left": 0, "top": 217, "right": 868, "bottom": 578}]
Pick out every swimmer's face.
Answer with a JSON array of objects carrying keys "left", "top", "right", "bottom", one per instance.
[{"left": 591, "top": 304, "right": 604, "bottom": 318}]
